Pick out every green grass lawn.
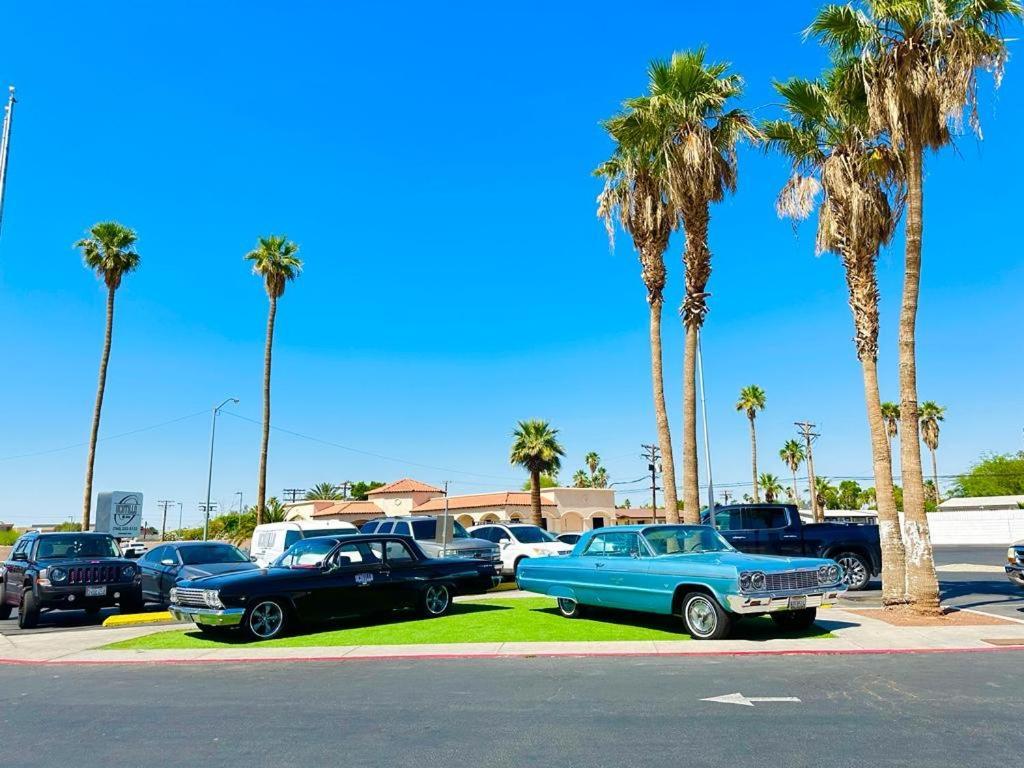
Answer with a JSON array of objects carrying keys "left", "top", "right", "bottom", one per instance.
[{"left": 104, "top": 597, "right": 833, "bottom": 650}]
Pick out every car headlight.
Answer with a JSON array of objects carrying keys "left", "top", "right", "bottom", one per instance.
[
  {"left": 49, "top": 567, "right": 68, "bottom": 584},
  {"left": 829, "top": 564, "right": 841, "bottom": 583},
  {"left": 1010, "top": 547, "right": 1017, "bottom": 564},
  {"left": 203, "top": 590, "right": 223, "bottom": 609},
  {"left": 817, "top": 565, "right": 831, "bottom": 585},
  {"left": 749, "top": 571, "right": 766, "bottom": 591},
  {"left": 169, "top": 587, "right": 179, "bottom": 604},
  {"left": 121, "top": 565, "right": 137, "bottom": 579},
  {"left": 739, "top": 571, "right": 752, "bottom": 591}
]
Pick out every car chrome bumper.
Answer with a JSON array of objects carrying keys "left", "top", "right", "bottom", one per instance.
[
  {"left": 169, "top": 605, "right": 245, "bottom": 627},
  {"left": 1006, "top": 565, "right": 1024, "bottom": 587},
  {"left": 727, "top": 588, "right": 844, "bottom": 614}
]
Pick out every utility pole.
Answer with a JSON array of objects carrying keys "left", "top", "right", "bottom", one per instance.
[
  {"left": 441, "top": 480, "right": 450, "bottom": 558},
  {"left": 722, "top": 489, "right": 732, "bottom": 505},
  {"left": 157, "top": 500, "right": 174, "bottom": 541},
  {"left": 795, "top": 421, "right": 821, "bottom": 523},
  {"left": 176, "top": 502, "right": 183, "bottom": 534},
  {"left": 282, "top": 488, "right": 305, "bottom": 503},
  {"left": 641, "top": 444, "right": 661, "bottom": 522},
  {"left": 338, "top": 481, "right": 351, "bottom": 500},
  {"left": 0, "top": 86, "right": 16, "bottom": 237}
]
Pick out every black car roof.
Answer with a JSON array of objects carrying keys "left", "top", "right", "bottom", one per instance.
[{"left": 31, "top": 531, "right": 115, "bottom": 537}]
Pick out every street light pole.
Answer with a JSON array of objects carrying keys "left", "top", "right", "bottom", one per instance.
[
  {"left": 203, "top": 397, "right": 239, "bottom": 541},
  {"left": 0, "top": 85, "right": 16, "bottom": 238}
]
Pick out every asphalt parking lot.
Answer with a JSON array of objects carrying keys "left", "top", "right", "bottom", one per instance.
[
  {"left": 1, "top": 652, "right": 1021, "bottom": 768},
  {"left": 2, "top": 544, "right": 1019, "bottom": 635}
]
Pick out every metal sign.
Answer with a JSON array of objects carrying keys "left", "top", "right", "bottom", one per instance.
[{"left": 95, "top": 491, "right": 144, "bottom": 538}]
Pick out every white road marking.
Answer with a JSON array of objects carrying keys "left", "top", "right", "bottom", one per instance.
[{"left": 702, "top": 692, "right": 802, "bottom": 707}]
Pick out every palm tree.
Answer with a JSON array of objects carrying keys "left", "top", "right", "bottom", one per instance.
[
  {"left": 592, "top": 467, "right": 609, "bottom": 489},
  {"left": 736, "top": 385, "right": 767, "bottom": 503},
  {"left": 808, "top": 0, "right": 1021, "bottom": 613},
  {"left": 246, "top": 235, "right": 303, "bottom": 525},
  {"left": 779, "top": 440, "right": 806, "bottom": 508},
  {"left": 759, "top": 473, "right": 784, "bottom": 503},
  {"left": 75, "top": 222, "right": 141, "bottom": 531},
  {"left": 305, "top": 482, "right": 342, "bottom": 501},
  {"left": 813, "top": 476, "right": 836, "bottom": 511},
  {"left": 585, "top": 452, "right": 601, "bottom": 477},
  {"left": 618, "top": 48, "right": 760, "bottom": 522},
  {"left": 764, "top": 65, "right": 907, "bottom": 604},
  {"left": 596, "top": 122, "right": 679, "bottom": 522},
  {"left": 572, "top": 469, "right": 590, "bottom": 488},
  {"left": 881, "top": 401, "right": 900, "bottom": 459},
  {"left": 510, "top": 420, "right": 566, "bottom": 527},
  {"left": 919, "top": 401, "right": 946, "bottom": 501}
]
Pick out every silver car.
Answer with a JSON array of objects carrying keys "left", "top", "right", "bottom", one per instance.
[
  {"left": 360, "top": 516, "right": 501, "bottom": 569},
  {"left": 1007, "top": 541, "right": 1024, "bottom": 588}
]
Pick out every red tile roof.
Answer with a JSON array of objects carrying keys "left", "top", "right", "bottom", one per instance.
[
  {"left": 413, "top": 492, "right": 555, "bottom": 512},
  {"left": 311, "top": 500, "right": 382, "bottom": 518},
  {"left": 366, "top": 478, "right": 444, "bottom": 495}
]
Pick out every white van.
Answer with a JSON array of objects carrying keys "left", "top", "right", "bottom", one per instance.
[{"left": 249, "top": 520, "right": 358, "bottom": 567}]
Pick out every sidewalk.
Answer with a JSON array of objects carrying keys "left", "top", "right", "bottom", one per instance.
[{"left": 2, "top": 606, "right": 1023, "bottom": 665}]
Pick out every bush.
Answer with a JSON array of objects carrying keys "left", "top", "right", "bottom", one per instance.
[{"left": 0, "top": 529, "right": 21, "bottom": 545}]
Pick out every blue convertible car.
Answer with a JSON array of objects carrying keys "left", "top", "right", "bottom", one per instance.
[{"left": 515, "top": 525, "right": 846, "bottom": 639}]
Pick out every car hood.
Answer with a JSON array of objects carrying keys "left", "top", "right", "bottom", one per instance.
[
  {"left": 427, "top": 538, "right": 495, "bottom": 551},
  {"left": 653, "top": 551, "right": 832, "bottom": 572},
  {"left": 36, "top": 556, "right": 133, "bottom": 568},
  {"left": 178, "top": 561, "right": 259, "bottom": 580},
  {"left": 178, "top": 565, "right": 301, "bottom": 591},
  {"left": 524, "top": 542, "right": 573, "bottom": 554}
]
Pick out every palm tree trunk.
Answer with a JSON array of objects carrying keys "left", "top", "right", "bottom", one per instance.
[
  {"left": 256, "top": 295, "right": 277, "bottom": 526},
  {"left": 649, "top": 298, "right": 679, "bottom": 523},
  {"left": 791, "top": 468, "right": 799, "bottom": 507},
  {"left": 681, "top": 324, "right": 700, "bottom": 523},
  {"left": 862, "top": 357, "right": 908, "bottom": 605},
  {"left": 529, "top": 469, "right": 542, "bottom": 528},
  {"left": 930, "top": 448, "right": 940, "bottom": 504},
  {"left": 82, "top": 286, "right": 116, "bottom": 531},
  {"left": 748, "top": 416, "right": 760, "bottom": 503},
  {"left": 900, "top": 140, "right": 940, "bottom": 614}
]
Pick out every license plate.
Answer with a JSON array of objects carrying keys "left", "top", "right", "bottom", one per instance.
[
  {"left": 788, "top": 595, "right": 807, "bottom": 610},
  {"left": 85, "top": 586, "right": 106, "bottom": 597}
]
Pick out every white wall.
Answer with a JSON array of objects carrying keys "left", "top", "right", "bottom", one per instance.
[{"left": 925, "top": 509, "right": 1024, "bottom": 545}]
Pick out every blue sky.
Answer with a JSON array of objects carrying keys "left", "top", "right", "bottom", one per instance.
[{"left": 1, "top": 2, "right": 1021, "bottom": 527}]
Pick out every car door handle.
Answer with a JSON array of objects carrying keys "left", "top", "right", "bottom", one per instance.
[
  {"left": 730, "top": 536, "right": 747, "bottom": 540},
  {"left": 782, "top": 535, "right": 799, "bottom": 539},
  {"left": 595, "top": 562, "right": 605, "bottom": 568}
]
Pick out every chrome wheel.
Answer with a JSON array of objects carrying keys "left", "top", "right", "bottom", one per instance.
[
  {"left": 836, "top": 554, "right": 869, "bottom": 590},
  {"left": 557, "top": 598, "right": 578, "bottom": 617},
  {"left": 247, "top": 601, "right": 284, "bottom": 639},
  {"left": 425, "top": 585, "right": 450, "bottom": 616},
  {"left": 685, "top": 596, "right": 717, "bottom": 637}
]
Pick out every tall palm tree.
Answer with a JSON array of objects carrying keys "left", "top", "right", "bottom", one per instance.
[
  {"left": 571, "top": 469, "right": 590, "bottom": 489},
  {"left": 759, "top": 473, "right": 784, "bottom": 503},
  {"left": 591, "top": 467, "right": 609, "bottom": 489},
  {"left": 509, "top": 420, "right": 566, "bottom": 527},
  {"left": 736, "top": 385, "right": 767, "bottom": 503},
  {"left": 584, "top": 451, "right": 601, "bottom": 477},
  {"left": 596, "top": 123, "right": 679, "bottom": 522},
  {"left": 881, "top": 401, "right": 900, "bottom": 459},
  {"left": 618, "top": 48, "right": 760, "bottom": 522},
  {"left": 779, "top": 439, "right": 806, "bottom": 508},
  {"left": 246, "top": 235, "right": 302, "bottom": 525},
  {"left": 305, "top": 482, "right": 342, "bottom": 501},
  {"left": 919, "top": 401, "right": 946, "bottom": 501},
  {"left": 809, "top": 0, "right": 1021, "bottom": 613},
  {"left": 75, "top": 222, "right": 141, "bottom": 531},
  {"left": 813, "top": 476, "right": 836, "bottom": 511},
  {"left": 764, "top": 65, "right": 907, "bottom": 604}
]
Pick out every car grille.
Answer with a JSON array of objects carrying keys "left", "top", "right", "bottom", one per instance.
[
  {"left": 171, "top": 588, "right": 208, "bottom": 608},
  {"left": 67, "top": 565, "right": 123, "bottom": 585},
  {"left": 764, "top": 570, "right": 819, "bottom": 591},
  {"left": 454, "top": 548, "right": 501, "bottom": 563},
  {"left": 1014, "top": 547, "right": 1024, "bottom": 564}
]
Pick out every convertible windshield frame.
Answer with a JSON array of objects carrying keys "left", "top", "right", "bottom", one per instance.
[{"left": 640, "top": 525, "right": 736, "bottom": 556}]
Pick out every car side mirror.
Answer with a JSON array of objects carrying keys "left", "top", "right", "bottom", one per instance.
[
  {"left": 160, "top": 558, "right": 176, "bottom": 567},
  {"left": 499, "top": 539, "right": 511, "bottom": 548},
  {"left": 12, "top": 551, "right": 27, "bottom": 561},
  {"left": 249, "top": 555, "right": 257, "bottom": 562}
]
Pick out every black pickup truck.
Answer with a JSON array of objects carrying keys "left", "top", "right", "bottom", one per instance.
[{"left": 705, "top": 504, "right": 881, "bottom": 590}]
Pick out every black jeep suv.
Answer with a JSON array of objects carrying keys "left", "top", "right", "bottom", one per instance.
[{"left": 0, "top": 531, "right": 144, "bottom": 628}]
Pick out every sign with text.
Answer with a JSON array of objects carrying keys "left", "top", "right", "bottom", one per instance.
[{"left": 96, "top": 491, "right": 144, "bottom": 538}]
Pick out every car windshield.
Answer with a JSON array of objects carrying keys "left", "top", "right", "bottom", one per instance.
[
  {"left": 509, "top": 526, "right": 556, "bottom": 544},
  {"left": 410, "top": 519, "right": 470, "bottom": 540},
  {"left": 35, "top": 535, "right": 120, "bottom": 559},
  {"left": 272, "top": 538, "right": 339, "bottom": 568},
  {"left": 179, "top": 544, "right": 249, "bottom": 565},
  {"left": 642, "top": 526, "right": 734, "bottom": 555}
]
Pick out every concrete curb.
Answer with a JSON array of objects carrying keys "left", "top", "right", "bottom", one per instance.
[{"left": 101, "top": 612, "right": 174, "bottom": 628}]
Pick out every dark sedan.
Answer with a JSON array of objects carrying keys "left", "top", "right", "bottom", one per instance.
[
  {"left": 168, "top": 534, "right": 501, "bottom": 641},
  {"left": 139, "top": 542, "right": 257, "bottom": 605}
]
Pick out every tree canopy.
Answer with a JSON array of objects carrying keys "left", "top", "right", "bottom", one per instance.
[{"left": 953, "top": 452, "right": 1024, "bottom": 498}]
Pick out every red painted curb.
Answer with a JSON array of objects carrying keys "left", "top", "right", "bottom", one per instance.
[{"left": 1, "top": 644, "right": 1022, "bottom": 666}]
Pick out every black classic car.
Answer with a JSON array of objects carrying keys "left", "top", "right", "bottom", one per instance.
[
  {"left": 706, "top": 504, "right": 883, "bottom": 590},
  {"left": 0, "top": 531, "right": 143, "bottom": 628},
  {"left": 139, "top": 541, "right": 257, "bottom": 605},
  {"left": 168, "top": 533, "right": 501, "bottom": 641}
]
